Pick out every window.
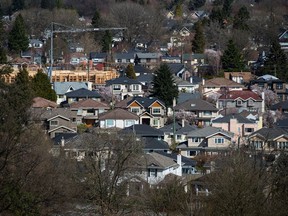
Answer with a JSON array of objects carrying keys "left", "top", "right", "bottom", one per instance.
[
  {"left": 188, "top": 150, "right": 197, "bottom": 157},
  {"left": 117, "top": 59, "right": 121, "bottom": 63},
  {"left": 106, "top": 119, "right": 115, "bottom": 127},
  {"left": 50, "top": 120, "right": 58, "bottom": 126},
  {"left": 245, "top": 128, "right": 254, "bottom": 133},
  {"left": 113, "top": 85, "right": 121, "bottom": 90},
  {"left": 72, "top": 118, "right": 76, "bottom": 123},
  {"left": 191, "top": 137, "right": 200, "bottom": 143},
  {"left": 215, "top": 138, "right": 224, "bottom": 144},
  {"left": 149, "top": 168, "right": 157, "bottom": 177},
  {"left": 153, "top": 119, "right": 159, "bottom": 126},
  {"left": 278, "top": 142, "right": 288, "bottom": 149},
  {"left": 131, "top": 108, "right": 140, "bottom": 114},
  {"left": 176, "top": 135, "right": 182, "bottom": 140},
  {"left": 248, "top": 99, "right": 254, "bottom": 107},
  {"left": 132, "top": 85, "right": 139, "bottom": 91},
  {"left": 152, "top": 108, "right": 161, "bottom": 114},
  {"left": 276, "top": 83, "right": 283, "bottom": 90},
  {"left": 125, "top": 120, "right": 135, "bottom": 127},
  {"left": 252, "top": 141, "right": 263, "bottom": 149},
  {"left": 236, "top": 100, "right": 242, "bottom": 106},
  {"left": 126, "top": 59, "right": 130, "bottom": 63},
  {"left": 203, "top": 111, "right": 212, "bottom": 116},
  {"left": 58, "top": 95, "right": 64, "bottom": 98}
]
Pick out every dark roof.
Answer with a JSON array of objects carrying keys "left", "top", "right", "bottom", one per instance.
[
  {"left": 52, "top": 133, "right": 78, "bottom": 145},
  {"left": 212, "top": 114, "right": 255, "bottom": 124},
  {"left": 176, "top": 124, "right": 198, "bottom": 134},
  {"left": 156, "top": 151, "right": 197, "bottom": 167},
  {"left": 187, "top": 76, "right": 203, "bottom": 84},
  {"left": 114, "top": 52, "right": 135, "bottom": 59},
  {"left": 174, "top": 98, "right": 218, "bottom": 112},
  {"left": 98, "top": 108, "right": 139, "bottom": 120},
  {"left": 270, "top": 100, "right": 288, "bottom": 110},
  {"left": 249, "top": 127, "right": 288, "bottom": 140},
  {"left": 137, "top": 73, "right": 153, "bottom": 84},
  {"left": 70, "top": 99, "right": 109, "bottom": 109},
  {"left": 275, "top": 116, "right": 288, "bottom": 128},
  {"left": 177, "top": 92, "right": 201, "bottom": 104},
  {"left": 106, "top": 77, "right": 142, "bottom": 85},
  {"left": 166, "top": 63, "right": 185, "bottom": 75},
  {"left": 159, "top": 122, "right": 183, "bottom": 133},
  {"left": 122, "top": 124, "right": 164, "bottom": 137},
  {"left": 65, "top": 88, "right": 101, "bottom": 98},
  {"left": 134, "top": 64, "right": 153, "bottom": 74},
  {"left": 142, "top": 137, "right": 169, "bottom": 151},
  {"left": 89, "top": 52, "right": 107, "bottom": 59},
  {"left": 127, "top": 97, "right": 165, "bottom": 108}
]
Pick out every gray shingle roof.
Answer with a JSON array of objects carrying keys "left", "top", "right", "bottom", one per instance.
[
  {"left": 187, "top": 126, "right": 233, "bottom": 138},
  {"left": 166, "top": 63, "right": 185, "bottom": 75},
  {"left": 142, "top": 137, "right": 169, "bottom": 151},
  {"left": 144, "top": 152, "right": 177, "bottom": 168},
  {"left": 175, "top": 124, "right": 198, "bottom": 134},
  {"left": 249, "top": 127, "right": 288, "bottom": 140},
  {"left": 174, "top": 98, "right": 218, "bottom": 111},
  {"left": 270, "top": 100, "right": 288, "bottom": 110},
  {"left": 65, "top": 88, "right": 101, "bottom": 98},
  {"left": 98, "top": 108, "right": 139, "bottom": 120},
  {"left": 114, "top": 52, "right": 135, "bottom": 59},
  {"left": 159, "top": 122, "right": 182, "bottom": 133},
  {"left": 122, "top": 124, "right": 164, "bottom": 137},
  {"left": 127, "top": 97, "right": 165, "bottom": 109},
  {"left": 177, "top": 92, "right": 201, "bottom": 104},
  {"left": 212, "top": 114, "right": 255, "bottom": 124},
  {"left": 53, "top": 82, "right": 88, "bottom": 95}
]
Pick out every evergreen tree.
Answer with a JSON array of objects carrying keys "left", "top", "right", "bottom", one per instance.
[
  {"left": 8, "top": 14, "right": 29, "bottom": 54},
  {"left": 125, "top": 64, "right": 136, "bottom": 79},
  {"left": 0, "top": 47, "right": 7, "bottom": 64},
  {"left": 264, "top": 40, "right": 288, "bottom": 80},
  {"left": 175, "top": 3, "right": 182, "bottom": 18},
  {"left": 31, "top": 70, "right": 57, "bottom": 102},
  {"left": 150, "top": 64, "right": 178, "bottom": 108},
  {"left": 101, "top": 30, "right": 112, "bottom": 53},
  {"left": 233, "top": 6, "right": 250, "bottom": 30},
  {"left": 192, "top": 21, "right": 205, "bottom": 53},
  {"left": 91, "top": 10, "right": 101, "bottom": 27},
  {"left": 222, "top": 0, "right": 233, "bottom": 19},
  {"left": 188, "top": 0, "right": 206, "bottom": 11},
  {"left": 221, "top": 39, "right": 245, "bottom": 72},
  {"left": 0, "top": 19, "right": 7, "bottom": 64}
]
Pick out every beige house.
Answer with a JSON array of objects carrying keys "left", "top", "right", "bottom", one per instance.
[{"left": 177, "top": 126, "right": 234, "bottom": 158}]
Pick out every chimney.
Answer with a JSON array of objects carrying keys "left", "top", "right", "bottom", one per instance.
[
  {"left": 61, "top": 136, "right": 65, "bottom": 147},
  {"left": 202, "top": 78, "right": 205, "bottom": 86},
  {"left": 182, "top": 119, "right": 185, "bottom": 127},
  {"left": 261, "top": 92, "right": 265, "bottom": 113},
  {"left": 173, "top": 97, "right": 176, "bottom": 107},
  {"left": 177, "top": 153, "right": 182, "bottom": 176},
  {"left": 190, "top": 76, "right": 193, "bottom": 84}
]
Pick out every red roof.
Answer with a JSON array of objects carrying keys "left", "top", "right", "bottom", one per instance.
[{"left": 219, "top": 90, "right": 262, "bottom": 101}]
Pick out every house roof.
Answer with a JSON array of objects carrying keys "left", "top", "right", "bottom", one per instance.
[
  {"left": 32, "top": 97, "right": 57, "bottom": 108},
  {"left": 31, "top": 108, "right": 76, "bottom": 120},
  {"left": 142, "top": 137, "right": 169, "bottom": 151},
  {"left": 65, "top": 88, "right": 101, "bottom": 98},
  {"left": 187, "top": 126, "right": 233, "bottom": 138},
  {"left": 270, "top": 100, "right": 288, "bottom": 110},
  {"left": 212, "top": 114, "right": 255, "bottom": 124},
  {"left": 177, "top": 92, "right": 201, "bottom": 104},
  {"left": 89, "top": 52, "right": 107, "bottom": 59},
  {"left": 166, "top": 63, "right": 185, "bottom": 75},
  {"left": 53, "top": 82, "right": 88, "bottom": 95},
  {"left": 159, "top": 122, "right": 183, "bottom": 133},
  {"left": 174, "top": 76, "right": 194, "bottom": 86},
  {"left": 106, "top": 77, "right": 142, "bottom": 85},
  {"left": 156, "top": 151, "right": 197, "bottom": 167},
  {"left": 175, "top": 124, "right": 198, "bottom": 134},
  {"left": 127, "top": 97, "right": 165, "bottom": 109},
  {"left": 114, "top": 97, "right": 134, "bottom": 109},
  {"left": 134, "top": 64, "right": 153, "bottom": 74},
  {"left": 98, "top": 108, "right": 139, "bottom": 120},
  {"left": 122, "top": 124, "right": 164, "bottom": 137},
  {"left": 174, "top": 98, "right": 218, "bottom": 112},
  {"left": 137, "top": 73, "right": 153, "bottom": 84},
  {"left": 114, "top": 52, "right": 135, "bottom": 59},
  {"left": 204, "top": 77, "right": 244, "bottom": 88},
  {"left": 52, "top": 133, "right": 78, "bottom": 145},
  {"left": 136, "top": 52, "right": 162, "bottom": 59},
  {"left": 70, "top": 99, "right": 109, "bottom": 109},
  {"left": 218, "top": 90, "right": 262, "bottom": 101},
  {"left": 143, "top": 152, "right": 178, "bottom": 169},
  {"left": 48, "top": 125, "right": 76, "bottom": 133},
  {"left": 248, "top": 127, "right": 288, "bottom": 141},
  {"left": 224, "top": 72, "right": 253, "bottom": 83}
]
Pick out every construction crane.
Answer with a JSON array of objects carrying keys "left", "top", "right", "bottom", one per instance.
[{"left": 47, "top": 22, "right": 126, "bottom": 81}]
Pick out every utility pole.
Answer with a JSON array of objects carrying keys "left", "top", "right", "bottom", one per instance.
[{"left": 48, "top": 22, "right": 126, "bottom": 82}]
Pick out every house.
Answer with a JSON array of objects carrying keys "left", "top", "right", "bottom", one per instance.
[
  {"left": 201, "top": 78, "right": 244, "bottom": 97},
  {"left": 247, "top": 127, "right": 288, "bottom": 152},
  {"left": 178, "top": 27, "right": 190, "bottom": 37},
  {"left": 161, "top": 56, "right": 182, "bottom": 64},
  {"left": 28, "top": 39, "right": 44, "bottom": 49},
  {"left": 174, "top": 98, "right": 219, "bottom": 126},
  {"left": 114, "top": 52, "right": 135, "bottom": 65},
  {"left": 250, "top": 75, "right": 288, "bottom": 101},
  {"left": 136, "top": 152, "right": 183, "bottom": 185},
  {"left": 224, "top": 71, "right": 253, "bottom": 84},
  {"left": 167, "top": 63, "right": 188, "bottom": 78},
  {"left": 70, "top": 99, "right": 110, "bottom": 126},
  {"left": 270, "top": 100, "right": 288, "bottom": 113},
  {"left": 124, "top": 97, "right": 166, "bottom": 128},
  {"left": 174, "top": 76, "right": 197, "bottom": 93},
  {"left": 160, "top": 122, "right": 183, "bottom": 145},
  {"left": 278, "top": 29, "right": 288, "bottom": 52},
  {"left": 65, "top": 88, "right": 102, "bottom": 104},
  {"left": 53, "top": 82, "right": 92, "bottom": 105},
  {"left": 166, "top": 11, "right": 175, "bottom": 19},
  {"left": 142, "top": 137, "right": 170, "bottom": 153},
  {"left": 106, "top": 77, "right": 144, "bottom": 100},
  {"left": 135, "top": 52, "right": 162, "bottom": 69},
  {"left": 132, "top": 64, "right": 153, "bottom": 77},
  {"left": 177, "top": 126, "right": 234, "bottom": 158},
  {"left": 217, "top": 90, "right": 264, "bottom": 113},
  {"left": 32, "top": 97, "right": 57, "bottom": 109},
  {"left": 31, "top": 108, "right": 77, "bottom": 138},
  {"left": 212, "top": 114, "right": 262, "bottom": 143},
  {"left": 89, "top": 52, "right": 107, "bottom": 64},
  {"left": 190, "top": 10, "right": 207, "bottom": 20},
  {"left": 98, "top": 108, "right": 139, "bottom": 129}
]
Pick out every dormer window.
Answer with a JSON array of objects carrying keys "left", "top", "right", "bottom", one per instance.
[
  {"left": 248, "top": 99, "right": 254, "bottom": 107},
  {"left": 236, "top": 99, "right": 242, "bottom": 106}
]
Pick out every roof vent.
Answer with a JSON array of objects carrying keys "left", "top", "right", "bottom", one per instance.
[{"left": 191, "top": 104, "right": 195, "bottom": 107}]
